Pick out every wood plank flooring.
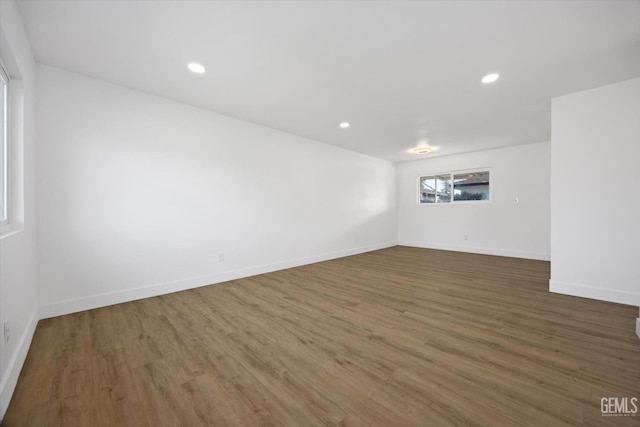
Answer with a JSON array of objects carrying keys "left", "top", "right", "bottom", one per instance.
[{"left": 3, "top": 246, "right": 640, "bottom": 426}]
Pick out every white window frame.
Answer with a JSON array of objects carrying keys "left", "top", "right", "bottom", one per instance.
[
  {"left": 417, "top": 168, "right": 492, "bottom": 205},
  {"left": 0, "top": 61, "right": 8, "bottom": 226},
  {"left": 0, "top": 49, "right": 24, "bottom": 239}
]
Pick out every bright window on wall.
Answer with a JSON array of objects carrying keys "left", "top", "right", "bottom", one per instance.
[
  {"left": 0, "top": 61, "right": 8, "bottom": 224},
  {"left": 419, "top": 170, "right": 490, "bottom": 204}
]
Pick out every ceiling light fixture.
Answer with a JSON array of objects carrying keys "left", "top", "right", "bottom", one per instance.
[
  {"left": 481, "top": 73, "right": 500, "bottom": 84},
  {"left": 412, "top": 146, "right": 434, "bottom": 154},
  {"left": 188, "top": 62, "right": 206, "bottom": 74},
  {"left": 339, "top": 122, "right": 350, "bottom": 128}
]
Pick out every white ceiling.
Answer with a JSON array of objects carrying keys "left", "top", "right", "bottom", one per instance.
[{"left": 16, "top": 0, "right": 640, "bottom": 162}]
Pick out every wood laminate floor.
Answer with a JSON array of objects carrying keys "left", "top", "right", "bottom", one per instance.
[{"left": 3, "top": 247, "right": 640, "bottom": 426}]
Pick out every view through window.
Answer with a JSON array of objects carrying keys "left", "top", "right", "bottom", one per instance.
[{"left": 419, "top": 170, "right": 490, "bottom": 204}]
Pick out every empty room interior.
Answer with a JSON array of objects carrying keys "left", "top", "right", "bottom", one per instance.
[{"left": 1, "top": 0, "right": 639, "bottom": 425}]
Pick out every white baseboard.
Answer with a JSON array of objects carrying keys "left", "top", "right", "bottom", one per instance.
[
  {"left": 39, "top": 241, "right": 398, "bottom": 319},
  {"left": 0, "top": 308, "right": 38, "bottom": 421},
  {"left": 398, "top": 240, "right": 550, "bottom": 261},
  {"left": 549, "top": 280, "right": 640, "bottom": 307}
]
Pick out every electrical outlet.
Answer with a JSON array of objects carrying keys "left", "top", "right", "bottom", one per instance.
[
  {"left": 514, "top": 197, "right": 520, "bottom": 204},
  {"left": 218, "top": 252, "right": 225, "bottom": 262},
  {"left": 4, "top": 320, "right": 10, "bottom": 343},
  {"left": 463, "top": 235, "right": 469, "bottom": 241}
]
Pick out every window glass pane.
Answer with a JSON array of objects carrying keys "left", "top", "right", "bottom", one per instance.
[
  {"left": 435, "top": 175, "right": 451, "bottom": 203},
  {"left": 419, "top": 176, "right": 436, "bottom": 203},
  {"left": 453, "top": 171, "right": 490, "bottom": 201}
]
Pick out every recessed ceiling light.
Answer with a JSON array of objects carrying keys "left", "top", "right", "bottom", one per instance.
[
  {"left": 188, "top": 62, "right": 206, "bottom": 74},
  {"left": 482, "top": 73, "right": 500, "bottom": 84},
  {"left": 412, "top": 146, "right": 434, "bottom": 154},
  {"left": 339, "top": 122, "right": 350, "bottom": 128}
]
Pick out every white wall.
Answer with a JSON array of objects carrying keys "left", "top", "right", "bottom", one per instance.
[
  {"left": 0, "top": 0, "right": 38, "bottom": 419},
  {"left": 398, "top": 142, "right": 550, "bottom": 260},
  {"left": 36, "top": 64, "right": 397, "bottom": 317},
  {"left": 550, "top": 77, "right": 640, "bottom": 307}
]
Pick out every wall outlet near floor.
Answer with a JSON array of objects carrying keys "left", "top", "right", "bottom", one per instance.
[
  {"left": 218, "top": 252, "right": 225, "bottom": 262},
  {"left": 4, "top": 320, "right": 10, "bottom": 343},
  {"left": 463, "top": 235, "right": 469, "bottom": 241}
]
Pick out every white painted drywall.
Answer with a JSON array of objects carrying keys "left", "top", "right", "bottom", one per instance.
[
  {"left": 35, "top": 65, "right": 397, "bottom": 317},
  {"left": 550, "top": 77, "right": 640, "bottom": 306},
  {"left": 0, "top": 0, "right": 39, "bottom": 419},
  {"left": 398, "top": 142, "right": 550, "bottom": 260}
]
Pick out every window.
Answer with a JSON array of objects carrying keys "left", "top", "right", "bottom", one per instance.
[
  {"left": 419, "top": 170, "right": 490, "bottom": 204},
  {"left": 0, "top": 62, "right": 8, "bottom": 224},
  {"left": 419, "top": 175, "right": 451, "bottom": 204}
]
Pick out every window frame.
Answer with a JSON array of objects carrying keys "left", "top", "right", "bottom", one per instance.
[
  {"left": 417, "top": 168, "right": 492, "bottom": 205},
  {"left": 0, "top": 60, "right": 8, "bottom": 226}
]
